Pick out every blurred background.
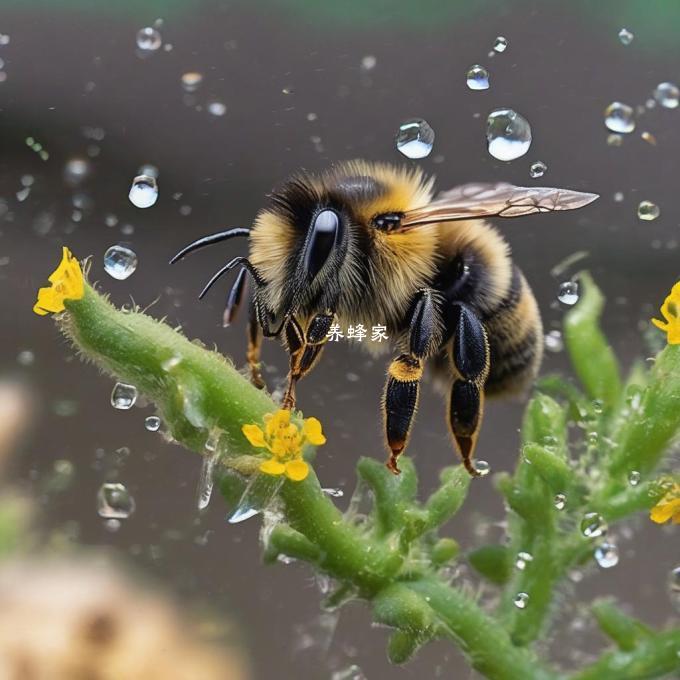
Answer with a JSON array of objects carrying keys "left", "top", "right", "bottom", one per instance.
[{"left": 0, "top": 0, "right": 679, "bottom": 677}]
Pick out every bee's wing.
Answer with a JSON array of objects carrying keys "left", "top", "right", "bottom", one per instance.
[{"left": 398, "top": 182, "right": 599, "bottom": 230}]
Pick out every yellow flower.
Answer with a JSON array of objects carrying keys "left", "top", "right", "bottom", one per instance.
[
  {"left": 241, "top": 409, "right": 326, "bottom": 482},
  {"left": 33, "top": 247, "right": 84, "bottom": 316},
  {"left": 650, "top": 482, "right": 680, "bottom": 525},
  {"left": 652, "top": 282, "right": 680, "bottom": 344}
]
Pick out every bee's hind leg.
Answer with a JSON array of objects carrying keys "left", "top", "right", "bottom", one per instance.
[
  {"left": 281, "top": 313, "right": 334, "bottom": 410},
  {"left": 383, "top": 289, "right": 441, "bottom": 474},
  {"left": 447, "top": 304, "right": 490, "bottom": 477}
]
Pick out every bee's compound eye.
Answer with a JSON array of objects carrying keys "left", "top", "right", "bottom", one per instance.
[
  {"left": 304, "top": 209, "right": 339, "bottom": 280},
  {"left": 373, "top": 213, "right": 403, "bottom": 231}
]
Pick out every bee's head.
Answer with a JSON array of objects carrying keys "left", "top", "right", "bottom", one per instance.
[{"left": 249, "top": 161, "right": 434, "bottom": 335}]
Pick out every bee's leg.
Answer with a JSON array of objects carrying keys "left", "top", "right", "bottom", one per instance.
[
  {"left": 246, "top": 298, "right": 265, "bottom": 390},
  {"left": 222, "top": 266, "right": 247, "bottom": 328},
  {"left": 384, "top": 289, "right": 440, "bottom": 474},
  {"left": 281, "top": 312, "right": 334, "bottom": 410},
  {"left": 447, "top": 304, "right": 490, "bottom": 477}
]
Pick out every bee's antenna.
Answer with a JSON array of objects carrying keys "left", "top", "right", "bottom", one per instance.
[
  {"left": 199, "top": 256, "right": 264, "bottom": 299},
  {"left": 169, "top": 228, "right": 250, "bottom": 264}
]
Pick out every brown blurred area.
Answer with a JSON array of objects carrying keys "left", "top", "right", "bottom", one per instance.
[{"left": 0, "top": 1, "right": 678, "bottom": 678}]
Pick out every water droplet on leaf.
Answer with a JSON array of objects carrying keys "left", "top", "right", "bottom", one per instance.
[
  {"left": 395, "top": 118, "right": 435, "bottom": 159},
  {"left": 653, "top": 82, "right": 679, "bottom": 109},
  {"left": 581, "top": 512, "right": 607, "bottom": 538},
  {"left": 144, "top": 415, "right": 161, "bottom": 432},
  {"left": 594, "top": 542, "right": 619, "bottom": 568},
  {"left": 604, "top": 102, "right": 635, "bottom": 134},
  {"left": 128, "top": 174, "right": 158, "bottom": 208},
  {"left": 628, "top": 470, "right": 641, "bottom": 486},
  {"left": 197, "top": 454, "right": 218, "bottom": 510},
  {"left": 544, "top": 330, "right": 563, "bottom": 353},
  {"left": 228, "top": 474, "right": 284, "bottom": 524},
  {"left": 554, "top": 493, "right": 566, "bottom": 510},
  {"left": 513, "top": 592, "right": 529, "bottom": 609},
  {"left": 475, "top": 460, "right": 490, "bottom": 476},
  {"left": 637, "top": 200, "right": 660, "bottom": 221},
  {"left": 466, "top": 64, "right": 489, "bottom": 91},
  {"left": 104, "top": 245, "right": 138, "bottom": 280},
  {"left": 516, "top": 552, "right": 533, "bottom": 570},
  {"left": 111, "top": 382, "right": 137, "bottom": 410},
  {"left": 97, "top": 482, "right": 136, "bottom": 519},
  {"left": 322, "top": 488, "right": 344, "bottom": 498},
  {"left": 486, "top": 109, "right": 532, "bottom": 161}
]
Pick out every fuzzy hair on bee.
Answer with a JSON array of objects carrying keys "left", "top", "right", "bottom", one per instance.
[{"left": 171, "top": 160, "right": 598, "bottom": 476}]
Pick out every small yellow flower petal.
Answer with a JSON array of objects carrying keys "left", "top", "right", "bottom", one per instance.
[
  {"left": 33, "top": 247, "right": 84, "bottom": 316},
  {"left": 285, "top": 459, "right": 309, "bottom": 482},
  {"left": 303, "top": 417, "right": 326, "bottom": 446},
  {"left": 260, "top": 458, "right": 286, "bottom": 476},
  {"left": 650, "top": 500, "right": 680, "bottom": 524},
  {"left": 652, "top": 282, "right": 680, "bottom": 344},
  {"left": 242, "top": 424, "right": 266, "bottom": 448}
]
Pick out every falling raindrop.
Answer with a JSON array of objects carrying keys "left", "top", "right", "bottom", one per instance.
[
  {"left": 197, "top": 454, "right": 218, "bottom": 510},
  {"left": 181, "top": 71, "right": 203, "bottom": 92},
  {"left": 493, "top": 36, "right": 508, "bottom": 53},
  {"left": 628, "top": 470, "right": 641, "bottom": 487},
  {"left": 618, "top": 28, "right": 634, "bottom": 45},
  {"left": 544, "top": 330, "right": 564, "bottom": 353},
  {"left": 554, "top": 493, "right": 566, "bottom": 510},
  {"left": 144, "top": 415, "right": 161, "bottom": 432},
  {"left": 136, "top": 27, "right": 162, "bottom": 52},
  {"left": 613, "top": 191, "right": 624, "bottom": 202},
  {"left": 128, "top": 174, "right": 158, "bottom": 208},
  {"left": 486, "top": 109, "right": 532, "bottom": 161},
  {"left": 97, "top": 482, "right": 136, "bottom": 519},
  {"left": 475, "top": 460, "right": 490, "bottom": 476},
  {"left": 360, "top": 55, "right": 377, "bottom": 71},
  {"left": 63, "top": 158, "right": 91, "bottom": 186},
  {"left": 104, "top": 245, "right": 138, "bottom": 280},
  {"left": 17, "top": 349, "right": 35, "bottom": 366},
  {"left": 466, "top": 64, "right": 490, "bottom": 91},
  {"left": 637, "top": 200, "right": 660, "bottom": 221},
  {"left": 594, "top": 542, "right": 619, "bottom": 568},
  {"left": 604, "top": 102, "right": 635, "bottom": 133},
  {"left": 581, "top": 512, "right": 608, "bottom": 538},
  {"left": 395, "top": 118, "right": 435, "bottom": 159},
  {"left": 558, "top": 281, "right": 580, "bottom": 306},
  {"left": 607, "top": 133, "right": 623, "bottom": 147},
  {"left": 513, "top": 592, "right": 529, "bottom": 609},
  {"left": 516, "top": 551, "right": 533, "bottom": 570},
  {"left": 529, "top": 160, "right": 547, "bottom": 178},
  {"left": 110, "top": 382, "right": 137, "bottom": 410},
  {"left": 228, "top": 474, "right": 284, "bottom": 524},
  {"left": 641, "top": 131, "right": 657, "bottom": 146},
  {"left": 208, "top": 101, "right": 227, "bottom": 116},
  {"left": 653, "top": 82, "right": 679, "bottom": 109}
]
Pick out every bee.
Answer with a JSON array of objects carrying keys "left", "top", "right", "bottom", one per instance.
[{"left": 171, "top": 161, "right": 598, "bottom": 476}]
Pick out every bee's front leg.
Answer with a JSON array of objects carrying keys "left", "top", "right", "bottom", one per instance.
[
  {"left": 447, "top": 304, "right": 490, "bottom": 476},
  {"left": 383, "top": 289, "right": 441, "bottom": 474},
  {"left": 281, "top": 312, "right": 334, "bottom": 410}
]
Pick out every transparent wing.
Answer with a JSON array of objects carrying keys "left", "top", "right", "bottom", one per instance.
[{"left": 398, "top": 182, "right": 599, "bottom": 230}]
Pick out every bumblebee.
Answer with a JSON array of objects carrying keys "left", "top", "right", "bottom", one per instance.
[{"left": 171, "top": 161, "right": 597, "bottom": 476}]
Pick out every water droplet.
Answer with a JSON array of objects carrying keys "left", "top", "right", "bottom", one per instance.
[
  {"left": 17, "top": 349, "right": 35, "bottom": 366},
  {"left": 136, "top": 26, "right": 162, "bottom": 52},
  {"left": 594, "top": 542, "right": 619, "bottom": 568},
  {"left": 322, "top": 488, "right": 344, "bottom": 498},
  {"left": 613, "top": 191, "right": 624, "bottom": 202},
  {"left": 197, "top": 454, "right": 218, "bottom": 510},
  {"left": 110, "top": 382, "right": 137, "bottom": 410},
  {"left": 607, "top": 133, "right": 623, "bottom": 147},
  {"left": 554, "top": 493, "right": 566, "bottom": 510},
  {"left": 486, "top": 109, "right": 532, "bottom": 161},
  {"left": 97, "top": 482, "right": 136, "bottom": 519},
  {"left": 493, "top": 36, "right": 508, "bottom": 53},
  {"left": 625, "top": 385, "right": 643, "bottom": 410},
  {"left": 360, "top": 55, "right": 377, "bottom": 71},
  {"left": 513, "top": 592, "right": 529, "bottom": 609},
  {"left": 618, "top": 28, "right": 634, "bottom": 45},
  {"left": 653, "top": 82, "right": 679, "bottom": 109},
  {"left": 104, "top": 245, "right": 138, "bottom": 280},
  {"left": 628, "top": 470, "right": 641, "bottom": 487},
  {"left": 544, "top": 330, "right": 564, "bottom": 353},
  {"left": 63, "top": 158, "right": 90, "bottom": 186},
  {"left": 466, "top": 64, "right": 490, "bottom": 91},
  {"left": 641, "top": 131, "right": 657, "bottom": 146},
  {"left": 475, "top": 460, "right": 490, "bottom": 476},
  {"left": 581, "top": 512, "right": 608, "bottom": 538},
  {"left": 516, "top": 551, "right": 533, "bottom": 570},
  {"left": 181, "top": 71, "right": 203, "bottom": 92},
  {"left": 637, "top": 200, "right": 660, "bottom": 221},
  {"left": 529, "top": 160, "right": 547, "bottom": 178},
  {"left": 128, "top": 174, "right": 158, "bottom": 208},
  {"left": 332, "top": 665, "right": 367, "bottom": 680},
  {"left": 604, "top": 102, "right": 635, "bottom": 134},
  {"left": 227, "top": 474, "right": 284, "bottom": 524},
  {"left": 208, "top": 101, "right": 227, "bottom": 116},
  {"left": 670, "top": 566, "right": 680, "bottom": 610},
  {"left": 395, "top": 118, "right": 435, "bottom": 159},
  {"left": 558, "top": 280, "right": 580, "bottom": 305},
  {"left": 144, "top": 415, "right": 161, "bottom": 432}
]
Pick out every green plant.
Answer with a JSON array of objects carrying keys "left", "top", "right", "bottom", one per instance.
[{"left": 40, "top": 252, "right": 680, "bottom": 679}]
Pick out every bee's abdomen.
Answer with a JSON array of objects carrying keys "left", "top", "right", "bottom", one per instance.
[{"left": 482, "top": 265, "right": 543, "bottom": 396}]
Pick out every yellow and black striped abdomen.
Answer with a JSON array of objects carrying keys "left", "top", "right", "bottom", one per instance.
[{"left": 482, "top": 265, "right": 543, "bottom": 397}]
